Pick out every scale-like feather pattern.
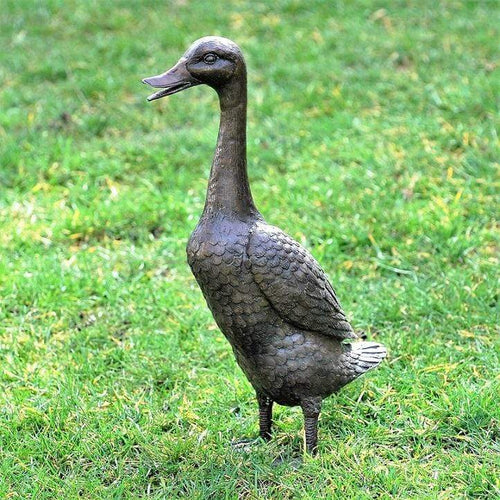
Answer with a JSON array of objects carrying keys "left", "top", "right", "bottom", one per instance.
[{"left": 247, "top": 222, "right": 356, "bottom": 340}]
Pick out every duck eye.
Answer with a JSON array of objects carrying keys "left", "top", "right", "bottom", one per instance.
[{"left": 203, "top": 53, "right": 218, "bottom": 65}]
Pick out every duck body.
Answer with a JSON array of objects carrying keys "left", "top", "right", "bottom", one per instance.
[
  {"left": 187, "top": 215, "right": 369, "bottom": 407},
  {"left": 144, "top": 36, "right": 386, "bottom": 453}
]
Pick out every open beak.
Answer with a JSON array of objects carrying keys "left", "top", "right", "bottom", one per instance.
[{"left": 142, "top": 59, "right": 201, "bottom": 101}]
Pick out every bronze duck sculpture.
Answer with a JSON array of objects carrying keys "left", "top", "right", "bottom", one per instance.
[{"left": 143, "top": 36, "right": 386, "bottom": 454}]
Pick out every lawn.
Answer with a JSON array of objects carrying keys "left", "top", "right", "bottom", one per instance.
[{"left": 0, "top": 0, "right": 499, "bottom": 498}]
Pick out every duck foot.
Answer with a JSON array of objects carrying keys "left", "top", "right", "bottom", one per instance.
[
  {"left": 272, "top": 455, "right": 303, "bottom": 469},
  {"left": 230, "top": 437, "right": 263, "bottom": 451}
]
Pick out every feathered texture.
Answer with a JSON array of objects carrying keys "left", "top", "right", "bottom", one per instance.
[
  {"left": 247, "top": 222, "right": 356, "bottom": 339},
  {"left": 340, "top": 341, "right": 387, "bottom": 379}
]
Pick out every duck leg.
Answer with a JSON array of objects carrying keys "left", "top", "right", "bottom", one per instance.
[
  {"left": 256, "top": 392, "right": 273, "bottom": 441},
  {"left": 301, "top": 397, "right": 322, "bottom": 454}
]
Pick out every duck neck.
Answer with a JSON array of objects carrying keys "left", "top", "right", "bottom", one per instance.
[{"left": 202, "top": 70, "right": 257, "bottom": 218}]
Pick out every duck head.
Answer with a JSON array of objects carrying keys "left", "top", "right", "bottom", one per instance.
[{"left": 143, "top": 36, "right": 244, "bottom": 101}]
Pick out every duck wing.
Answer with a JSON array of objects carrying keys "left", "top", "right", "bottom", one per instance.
[{"left": 247, "top": 222, "right": 356, "bottom": 340}]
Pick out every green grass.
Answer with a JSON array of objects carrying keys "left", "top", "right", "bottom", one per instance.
[{"left": 1, "top": 0, "right": 499, "bottom": 498}]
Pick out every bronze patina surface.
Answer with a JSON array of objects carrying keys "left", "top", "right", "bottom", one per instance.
[{"left": 143, "top": 36, "right": 386, "bottom": 453}]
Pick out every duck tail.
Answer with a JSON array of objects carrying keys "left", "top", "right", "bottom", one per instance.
[{"left": 341, "top": 341, "right": 387, "bottom": 380}]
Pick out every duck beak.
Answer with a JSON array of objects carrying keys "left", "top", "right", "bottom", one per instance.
[{"left": 142, "top": 59, "right": 201, "bottom": 101}]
